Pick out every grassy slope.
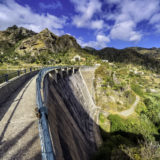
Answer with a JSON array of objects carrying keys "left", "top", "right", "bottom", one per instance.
[{"left": 93, "top": 62, "right": 160, "bottom": 160}]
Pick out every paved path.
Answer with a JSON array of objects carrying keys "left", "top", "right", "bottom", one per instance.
[
  {"left": 119, "top": 95, "right": 140, "bottom": 117},
  {"left": 0, "top": 76, "right": 41, "bottom": 160}
]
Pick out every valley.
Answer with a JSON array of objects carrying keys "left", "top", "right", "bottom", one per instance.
[
  {"left": 1, "top": 25, "right": 160, "bottom": 160},
  {"left": 93, "top": 62, "right": 160, "bottom": 159}
]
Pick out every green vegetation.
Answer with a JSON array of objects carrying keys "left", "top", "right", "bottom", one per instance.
[
  {"left": 1, "top": 26, "right": 160, "bottom": 159},
  {"left": 131, "top": 83, "right": 144, "bottom": 97},
  {"left": 93, "top": 113, "right": 160, "bottom": 160},
  {"left": 137, "top": 93, "right": 160, "bottom": 126},
  {"left": 99, "top": 113, "right": 110, "bottom": 132},
  {"left": 93, "top": 62, "right": 160, "bottom": 159}
]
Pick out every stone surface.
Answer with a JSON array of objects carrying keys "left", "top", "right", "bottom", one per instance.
[
  {"left": 15, "top": 28, "right": 80, "bottom": 56},
  {"left": 0, "top": 25, "right": 35, "bottom": 47},
  {"left": 0, "top": 76, "right": 41, "bottom": 160},
  {"left": 80, "top": 66, "right": 97, "bottom": 99},
  {"left": 43, "top": 70, "right": 101, "bottom": 160}
]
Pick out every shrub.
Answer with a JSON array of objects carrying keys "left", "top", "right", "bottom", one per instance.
[
  {"left": 131, "top": 83, "right": 144, "bottom": 97},
  {"left": 121, "top": 140, "right": 160, "bottom": 160}
]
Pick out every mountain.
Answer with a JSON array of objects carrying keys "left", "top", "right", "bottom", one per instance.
[
  {"left": 0, "top": 25, "right": 36, "bottom": 44},
  {"left": 0, "top": 25, "right": 160, "bottom": 69},
  {"left": 83, "top": 47, "right": 160, "bottom": 73},
  {"left": 15, "top": 28, "right": 80, "bottom": 56},
  {"left": 0, "top": 25, "right": 36, "bottom": 53},
  {"left": 126, "top": 47, "right": 160, "bottom": 60},
  {"left": 0, "top": 25, "right": 82, "bottom": 65}
]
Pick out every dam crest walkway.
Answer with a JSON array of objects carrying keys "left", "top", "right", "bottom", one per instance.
[
  {"left": 0, "top": 66, "right": 99, "bottom": 160},
  {"left": 0, "top": 76, "right": 41, "bottom": 160}
]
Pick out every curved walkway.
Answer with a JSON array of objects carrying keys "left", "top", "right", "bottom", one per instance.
[
  {"left": 119, "top": 95, "right": 140, "bottom": 117},
  {"left": 0, "top": 76, "right": 41, "bottom": 160}
]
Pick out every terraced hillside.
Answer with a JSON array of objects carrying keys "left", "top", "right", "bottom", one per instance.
[{"left": 92, "top": 62, "right": 160, "bottom": 160}]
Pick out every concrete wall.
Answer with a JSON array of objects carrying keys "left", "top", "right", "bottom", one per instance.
[
  {"left": 0, "top": 70, "right": 39, "bottom": 105},
  {"left": 43, "top": 70, "right": 100, "bottom": 160}
]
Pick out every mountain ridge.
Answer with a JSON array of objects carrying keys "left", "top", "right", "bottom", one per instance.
[{"left": 0, "top": 25, "right": 160, "bottom": 69}]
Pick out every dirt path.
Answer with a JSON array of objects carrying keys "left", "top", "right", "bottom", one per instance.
[
  {"left": 119, "top": 95, "right": 140, "bottom": 117},
  {"left": 0, "top": 76, "right": 41, "bottom": 160}
]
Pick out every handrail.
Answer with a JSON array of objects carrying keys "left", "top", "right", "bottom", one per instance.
[
  {"left": 36, "top": 66, "right": 80, "bottom": 160},
  {"left": 0, "top": 67, "right": 42, "bottom": 84}
]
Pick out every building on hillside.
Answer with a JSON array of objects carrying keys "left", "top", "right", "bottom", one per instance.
[
  {"left": 71, "top": 55, "right": 85, "bottom": 62},
  {"left": 102, "top": 60, "right": 108, "bottom": 63}
]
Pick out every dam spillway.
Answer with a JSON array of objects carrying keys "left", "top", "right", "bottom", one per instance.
[{"left": 42, "top": 67, "right": 100, "bottom": 160}]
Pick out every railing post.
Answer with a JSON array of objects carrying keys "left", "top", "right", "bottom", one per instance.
[
  {"left": 57, "top": 68, "right": 63, "bottom": 79},
  {"left": 5, "top": 74, "right": 8, "bottom": 82},
  {"left": 24, "top": 69, "right": 26, "bottom": 73},
  {"left": 18, "top": 70, "right": 20, "bottom": 76},
  {"left": 30, "top": 68, "right": 32, "bottom": 72}
]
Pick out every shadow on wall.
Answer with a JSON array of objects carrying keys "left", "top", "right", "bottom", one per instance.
[
  {"left": 44, "top": 71, "right": 97, "bottom": 160},
  {"left": 43, "top": 70, "right": 145, "bottom": 160}
]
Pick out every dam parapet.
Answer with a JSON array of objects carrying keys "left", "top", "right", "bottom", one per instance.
[{"left": 38, "top": 66, "right": 101, "bottom": 160}]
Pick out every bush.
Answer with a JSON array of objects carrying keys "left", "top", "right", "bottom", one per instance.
[
  {"left": 143, "top": 95, "right": 160, "bottom": 125},
  {"left": 108, "top": 114, "right": 157, "bottom": 140},
  {"left": 131, "top": 83, "right": 144, "bottom": 97},
  {"left": 121, "top": 140, "right": 160, "bottom": 160}
]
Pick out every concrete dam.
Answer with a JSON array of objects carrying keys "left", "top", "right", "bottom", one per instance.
[
  {"left": 42, "top": 67, "right": 101, "bottom": 160},
  {"left": 0, "top": 66, "right": 101, "bottom": 160}
]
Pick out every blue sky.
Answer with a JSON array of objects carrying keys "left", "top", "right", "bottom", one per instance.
[{"left": 0, "top": 0, "right": 160, "bottom": 49}]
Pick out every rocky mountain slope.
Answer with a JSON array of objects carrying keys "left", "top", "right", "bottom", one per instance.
[
  {"left": 0, "top": 25, "right": 80, "bottom": 54},
  {"left": 0, "top": 25, "right": 160, "bottom": 69},
  {"left": 15, "top": 28, "right": 80, "bottom": 56},
  {"left": 0, "top": 25, "right": 36, "bottom": 44},
  {"left": 0, "top": 25, "right": 82, "bottom": 65},
  {"left": 0, "top": 25, "right": 35, "bottom": 53},
  {"left": 126, "top": 47, "right": 160, "bottom": 60},
  {"left": 84, "top": 47, "right": 160, "bottom": 73}
]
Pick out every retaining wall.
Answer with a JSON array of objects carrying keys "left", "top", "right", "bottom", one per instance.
[{"left": 43, "top": 69, "right": 100, "bottom": 160}]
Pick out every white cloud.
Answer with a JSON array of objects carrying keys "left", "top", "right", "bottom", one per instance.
[
  {"left": 110, "top": 20, "right": 142, "bottom": 41},
  {"left": 96, "top": 34, "right": 110, "bottom": 43},
  {"left": 107, "top": 0, "right": 160, "bottom": 42},
  {"left": 70, "top": 0, "right": 103, "bottom": 29},
  {"left": 150, "top": 13, "right": 160, "bottom": 24},
  {"left": 72, "top": 16, "right": 104, "bottom": 29},
  {"left": 121, "top": 0, "right": 159, "bottom": 23},
  {"left": 105, "top": 0, "right": 159, "bottom": 22},
  {"left": 72, "top": 0, "right": 159, "bottom": 43},
  {"left": 91, "top": 20, "right": 104, "bottom": 29},
  {"left": 0, "top": 0, "right": 66, "bottom": 35},
  {"left": 154, "top": 24, "right": 160, "bottom": 33},
  {"left": 71, "top": 0, "right": 101, "bottom": 19},
  {"left": 77, "top": 34, "right": 110, "bottom": 49}
]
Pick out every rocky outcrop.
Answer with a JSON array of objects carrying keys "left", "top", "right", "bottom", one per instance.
[
  {"left": 15, "top": 28, "right": 80, "bottom": 56},
  {"left": 0, "top": 25, "right": 36, "bottom": 54},
  {"left": 0, "top": 25, "right": 36, "bottom": 45}
]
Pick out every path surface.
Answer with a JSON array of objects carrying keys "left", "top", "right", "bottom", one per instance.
[
  {"left": 0, "top": 76, "right": 41, "bottom": 160},
  {"left": 119, "top": 95, "right": 140, "bottom": 117}
]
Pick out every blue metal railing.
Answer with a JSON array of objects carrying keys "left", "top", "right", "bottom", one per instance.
[
  {"left": 36, "top": 66, "right": 61, "bottom": 160},
  {"left": 0, "top": 67, "right": 40, "bottom": 84},
  {"left": 36, "top": 66, "right": 80, "bottom": 160}
]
